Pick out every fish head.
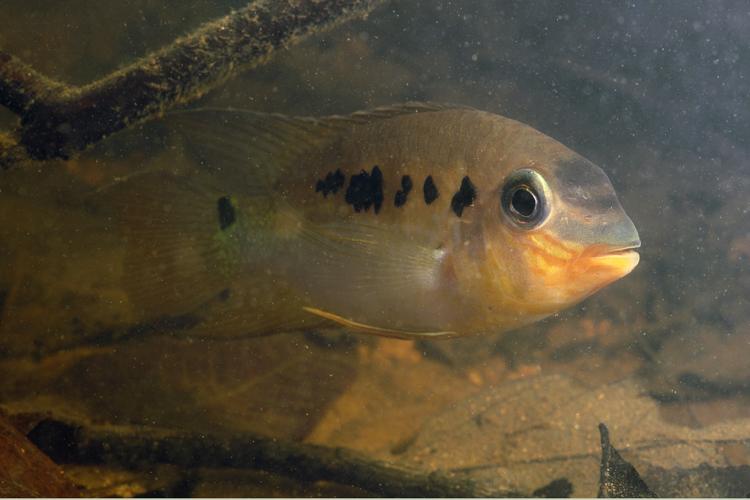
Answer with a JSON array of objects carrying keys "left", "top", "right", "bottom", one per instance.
[{"left": 474, "top": 150, "right": 640, "bottom": 319}]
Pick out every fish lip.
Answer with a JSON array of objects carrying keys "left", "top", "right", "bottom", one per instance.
[
  {"left": 586, "top": 241, "right": 641, "bottom": 276},
  {"left": 582, "top": 238, "right": 640, "bottom": 269},
  {"left": 606, "top": 245, "right": 641, "bottom": 256},
  {"left": 600, "top": 238, "right": 642, "bottom": 255}
]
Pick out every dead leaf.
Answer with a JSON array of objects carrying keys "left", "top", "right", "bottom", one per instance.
[
  {"left": 0, "top": 411, "right": 79, "bottom": 497},
  {"left": 598, "top": 423, "right": 656, "bottom": 498}
]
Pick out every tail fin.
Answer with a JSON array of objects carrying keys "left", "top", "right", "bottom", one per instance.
[{"left": 101, "top": 171, "right": 240, "bottom": 320}]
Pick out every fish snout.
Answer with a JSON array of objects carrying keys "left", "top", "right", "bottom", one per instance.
[
  {"left": 573, "top": 215, "right": 641, "bottom": 279},
  {"left": 589, "top": 233, "right": 640, "bottom": 279},
  {"left": 607, "top": 214, "right": 640, "bottom": 251}
]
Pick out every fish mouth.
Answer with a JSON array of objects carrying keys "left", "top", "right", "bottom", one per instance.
[{"left": 588, "top": 240, "right": 641, "bottom": 276}]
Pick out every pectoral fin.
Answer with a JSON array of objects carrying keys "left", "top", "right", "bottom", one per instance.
[{"left": 302, "top": 306, "right": 457, "bottom": 339}]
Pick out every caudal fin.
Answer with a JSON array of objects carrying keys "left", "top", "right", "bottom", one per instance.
[{"left": 102, "top": 171, "right": 240, "bottom": 320}]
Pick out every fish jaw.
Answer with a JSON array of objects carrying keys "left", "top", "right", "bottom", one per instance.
[
  {"left": 566, "top": 243, "right": 640, "bottom": 299},
  {"left": 586, "top": 246, "right": 640, "bottom": 279},
  {"left": 505, "top": 231, "right": 641, "bottom": 313}
]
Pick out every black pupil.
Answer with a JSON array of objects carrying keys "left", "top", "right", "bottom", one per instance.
[{"left": 511, "top": 187, "right": 536, "bottom": 217}]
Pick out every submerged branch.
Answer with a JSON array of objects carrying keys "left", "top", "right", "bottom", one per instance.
[
  {"left": 0, "top": 0, "right": 383, "bottom": 168},
  {"left": 28, "top": 420, "right": 520, "bottom": 497}
]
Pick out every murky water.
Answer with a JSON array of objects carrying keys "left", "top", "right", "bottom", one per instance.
[{"left": 1, "top": 1, "right": 749, "bottom": 497}]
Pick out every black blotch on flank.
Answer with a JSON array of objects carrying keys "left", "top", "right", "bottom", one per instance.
[
  {"left": 217, "top": 196, "right": 236, "bottom": 230},
  {"left": 451, "top": 176, "right": 477, "bottom": 217},
  {"left": 217, "top": 288, "right": 231, "bottom": 302},
  {"left": 345, "top": 165, "right": 384, "bottom": 213},
  {"left": 315, "top": 168, "right": 345, "bottom": 197},
  {"left": 423, "top": 175, "right": 439, "bottom": 204},
  {"left": 394, "top": 175, "right": 413, "bottom": 207}
]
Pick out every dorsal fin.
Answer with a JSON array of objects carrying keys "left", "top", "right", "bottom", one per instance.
[
  {"left": 167, "top": 102, "right": 471, "bottom": 190},
  {"left": 325, "top": 101, "right": 472, "bottom": 124}
]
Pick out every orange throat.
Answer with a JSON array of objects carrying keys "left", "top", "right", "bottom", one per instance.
[{"left": 524, "top": 234, "right": 640, "bottom": 308}]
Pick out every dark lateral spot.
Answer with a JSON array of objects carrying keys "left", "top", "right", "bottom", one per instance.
[
  {"left": 423, "top": 175, "right": 439, "bottom": 204},
  {"left": 394, "top": 175, "right": 413, "bottom": 207},
  {"left": 345, "top": 165, "right": 384, "bottom": 213},
  {"left": 315, "top": 168, "right": 346, "bottom": 197},
  {"left": 217, "top": 196, "right": 236, "bottom": 230},
  {"left": 451, "top": 176, "right": 477, "bottom": 217}
]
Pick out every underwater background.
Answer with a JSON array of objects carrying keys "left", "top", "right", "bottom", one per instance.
[{"left": 1, "top": 0, "right": 749, "bottom": 496}]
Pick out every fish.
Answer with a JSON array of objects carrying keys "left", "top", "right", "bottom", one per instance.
[{"left": 101, "top": 103, "right": 640, "bottom": 341}]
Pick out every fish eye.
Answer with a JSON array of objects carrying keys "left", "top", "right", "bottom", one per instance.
[
  {"left": 510, "top": 186, "right": 537, "bottom": 218},
  {"left": 500, "top": 169, "right": 550, "bottom": 229}
]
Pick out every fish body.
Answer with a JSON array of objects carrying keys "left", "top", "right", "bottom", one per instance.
[{"left": 107, "top": 103, "right": 640, "bottom": 340}]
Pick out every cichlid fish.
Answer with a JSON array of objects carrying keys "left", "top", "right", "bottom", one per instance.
[{"left": 103, "top": 103, "right": 640, "bottom": 340}]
